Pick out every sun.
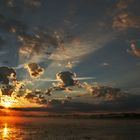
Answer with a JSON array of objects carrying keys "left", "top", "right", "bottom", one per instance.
[
  {"left": 2, "top": 101, "right": 12, "bottom": 108},
  {"left": 1, "top": 96, "right": 13, "bottom": 108}
]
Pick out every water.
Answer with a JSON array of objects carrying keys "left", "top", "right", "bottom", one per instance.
[{"left": 0, "top": 116, "right": 140, "bottom": 140}]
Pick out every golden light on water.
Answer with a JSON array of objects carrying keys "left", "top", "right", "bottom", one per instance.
[
  {"left": 0, "top": 118, "right": 19, "bottom": 140},
  {"left": 3, "top": 123, "right": 9, "bottom": 138},
  {"left": 1, "top": 122, "right": 14, "bottom": 139}
]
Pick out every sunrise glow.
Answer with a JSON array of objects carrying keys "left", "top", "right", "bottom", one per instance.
[
  {"left": 2, "top": 101, "right": 12, "bottom": 108},
  {"left": 1, "top": 96, "right": 14, "bottom": 108}
]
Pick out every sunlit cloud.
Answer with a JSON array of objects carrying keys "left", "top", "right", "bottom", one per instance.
[{"left": 24, "top": 63, "right": 44, "bottom": 78}]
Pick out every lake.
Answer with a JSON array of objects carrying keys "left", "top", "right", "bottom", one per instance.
[{"left": 0, "top": 116, "right": 140, "bottom": 140}]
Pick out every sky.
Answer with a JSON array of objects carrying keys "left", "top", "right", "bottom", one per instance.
[{"left": 0, "top": 0, "right": 140, "bottom": 113}]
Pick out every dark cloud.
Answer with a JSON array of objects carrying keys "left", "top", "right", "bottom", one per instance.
[
  {"left": 0, "top": 66, "right": 16, "bottom": 84},
  {"left": 24, "top": 90, "right": 47, "bottom": 104},
  {"left": 21, "top": 94, "right": 139, "bottom": 113},
  {"left": 82, "top": 83, "right": 127, "bottom": 101},
  {"left": 56, "top": 71, "right": 76, "bottom": 87},
  {"left": 0, "top": 66, "right": 18, "bottom": 98},
  {"left": 57, "top": 94, "right": 140, "bottom": 112},
  {"left": 44, "top": 71, "right": 83, "bottom": 94},
  {"left": 0, "top": 84, "right": 14, "bottom": 96}
]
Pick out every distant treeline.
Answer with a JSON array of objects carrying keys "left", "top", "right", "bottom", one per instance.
[
  {"left": 45, "top": 113, "right": 140, "bottom": 119},
  {"left": 0, "top": 110, "right": 140, "bottom": 119}
]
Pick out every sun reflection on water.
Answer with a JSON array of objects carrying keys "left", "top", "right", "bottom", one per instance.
[
  {"left": 0, "top": 121, "right": 21, "bottom": 140},
  {"left": 3, "top": 123, "right": 9, "bottom": 138}
]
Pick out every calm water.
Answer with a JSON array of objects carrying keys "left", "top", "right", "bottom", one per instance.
[{"left": 0, "top": 116, "right": 139, "bottom": 140}]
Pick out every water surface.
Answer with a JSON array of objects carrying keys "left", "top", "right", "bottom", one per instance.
[{"left": 0, "top": 116, "right": 140, "bottom": 140}]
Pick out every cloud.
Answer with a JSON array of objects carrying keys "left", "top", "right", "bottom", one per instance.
[
  {"left": 49, "top": 38, "right": 91, "bottom": 60},
  {"left": 24, "top": 63, "right": 44, "bottom": 78},
  {"left": 127, "top": 87, "right": 140, "bottom": 94},
  {"left": 82, "top": 83, "right": 127, "bottom": 101},
  {"left": 33, "top": 94, "right": 140, "bottom": 113},
  {"left": 43, "top": 33, "right": 114, "bottom": 81},
  {"left": 43, "top": 71, "right": 85, "bottom": 94},
  {"left": 0, "top": 66, "right": 16, "bottom": 84},
  {"left": 127, "top": 41, "right": 140, "bottom": 58},
  {"left": 6, "top": 93, "right": 140, "bottom": 113},
  {"left": 16, "top": 26, "right": 114, "bottom": 70},
  {"left": 48, "top": 98, "right": 67, "bottom": 107},
  {"left": 0, "top": 84, "right": 14, "bottom": 96},
  {"left": 24, "top": 90, "right": 47, "bottom": 104},
  {"left": 0, "top": 66, "right": 132, "bottom": 111},
  {"left": 0, "top": 67, "right": 138, "bottom": 112},
  {"left": 65, "top": 61, "right": 78, "bottom": 69},
  {"left": 18, "top": 30, "right": 63, "bottom": 64},
  {"left": 48, "top": 35, "right": 110, "bottom": 61},
  {"left": 112, "top": 0, "right": 140, "bottom": 31},
  {"left": 112, "top": 12, "right": 140, "bottom": 30},
  {"left": 0, "top": 66, "right": 30, "bottom": 99},
  {"left": 0, "top": 13, "right": 27, "bottom": 34},
  {"left": 100, "top": 62, "right": 110, "bottom": 67},
  {"left": 24, "top": 0, "right": 42, "bottom": 8},
  {"left": 20, "top": 31, "right": 113, "bottom": 63},
  {"left": 56, "top": 71, "right": 76, "bottom": 87},
  {"left": 116, "top": 0, "right": 132, "bottom": 10},
  {"left": 5, "top": 88, "right": 48, "bottom": 107}
]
